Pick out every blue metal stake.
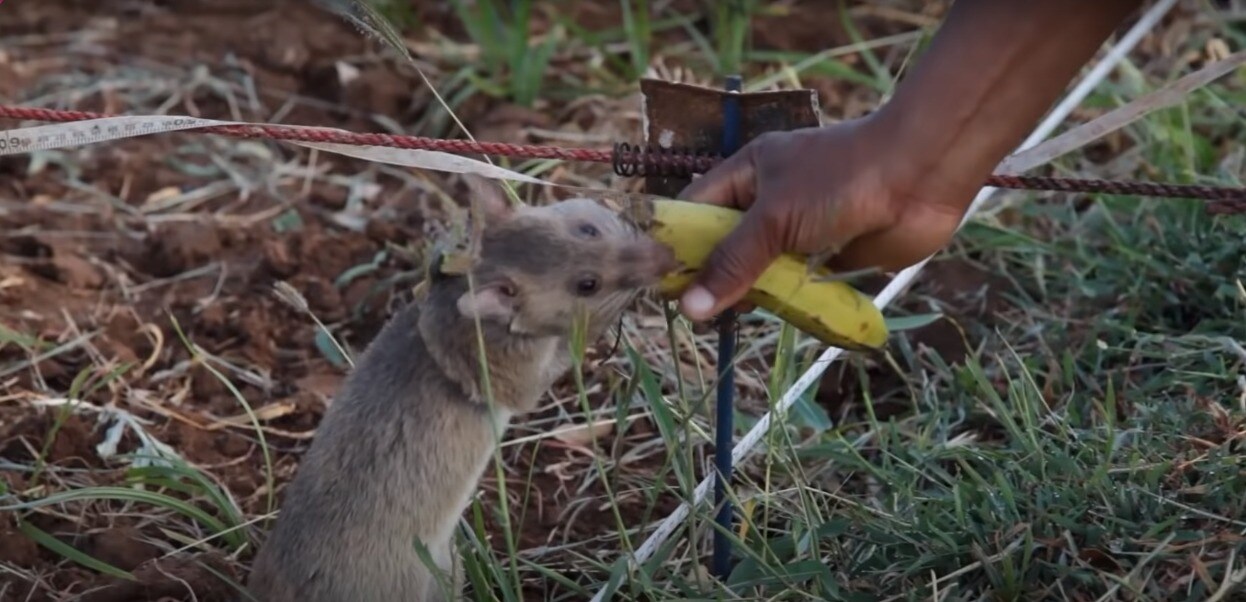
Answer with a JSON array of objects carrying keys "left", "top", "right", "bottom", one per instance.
[{"left": 712, "top": 74, "right": 743, "bottom": 580}]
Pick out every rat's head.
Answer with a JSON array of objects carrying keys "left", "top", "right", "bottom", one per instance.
[{"left": 449, "top": 176, "right": 677, "bottom": 340}]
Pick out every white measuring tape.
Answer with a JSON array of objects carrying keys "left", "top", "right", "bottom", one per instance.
[
  {"left": 0, "top": 115, "right": 228, "bottom": 154},
  {"left": 0, "top": 114, "right": 549, "bottom": 185}
]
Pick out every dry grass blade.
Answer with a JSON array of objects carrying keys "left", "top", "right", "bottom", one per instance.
[
  {"left": 997, "top": 49, "right": 1246, "bottom": 174},
  {"left": 312, "top": 0, "right": 411, "bottom": 62}
]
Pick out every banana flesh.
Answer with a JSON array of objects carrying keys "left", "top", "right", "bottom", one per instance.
[{"left": 639, "top": 198, "right": 888, "bottom": 351}]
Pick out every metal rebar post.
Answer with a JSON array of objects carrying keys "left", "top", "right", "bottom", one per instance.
[{"left": 711, "top": 73, "right": 743, "bottom": 580}]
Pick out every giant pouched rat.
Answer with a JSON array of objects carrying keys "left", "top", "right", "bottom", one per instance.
[{"left": 244, "top": 176, "right": 678, "bottom": 601}]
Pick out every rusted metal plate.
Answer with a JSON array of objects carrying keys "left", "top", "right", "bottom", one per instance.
[{"left": 639, "top": 78, "right": 822, "bottom": 197}]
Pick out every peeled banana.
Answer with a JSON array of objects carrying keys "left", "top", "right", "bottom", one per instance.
[{"left": 635, "top": 198, "right": 889, "bottom": 351}]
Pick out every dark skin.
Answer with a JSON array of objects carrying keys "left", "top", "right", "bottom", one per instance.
[{"left": 676, "top": 0, "right": 1145, "bottom": 321}]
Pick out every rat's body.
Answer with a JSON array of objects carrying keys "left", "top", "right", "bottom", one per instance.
[{"left": 245, "top": 179, "right": 676, "bottom": 602}]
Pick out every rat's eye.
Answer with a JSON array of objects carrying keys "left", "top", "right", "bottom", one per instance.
[
  {"left": 574, "top": 275, "right": 600, "bottom": 297},
  {"left": 499, "top": 283, "right": 518, "bottom": 297},
  {"left": 577, "top": 223, "right": 600, "bottom": 238}
]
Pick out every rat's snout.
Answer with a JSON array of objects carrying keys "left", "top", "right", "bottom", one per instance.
[
  {"left": 639, "top": 238, "right": 680, "bottom": 281},
  {"left": 614, "top": 236, "right": 680, "bottom": 290}
]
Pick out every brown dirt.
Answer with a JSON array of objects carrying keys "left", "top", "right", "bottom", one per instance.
[{"left": 0, "top": 1, "right": 990, "bottom": 600}]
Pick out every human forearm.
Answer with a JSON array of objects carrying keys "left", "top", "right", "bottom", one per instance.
[
  {"left": 872, "top": 0, "right": 1143, "bottom": 208},
  {"left": 671, "top": 0, "right": 1147, "bottom": 318}
]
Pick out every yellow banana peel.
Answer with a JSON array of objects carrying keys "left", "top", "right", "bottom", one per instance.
[
  {"left": 637, "top": 198, "right": 888, "bottom": 351},
  {"left": 426, "top": 190, "right": 889, "bottom": 352}
]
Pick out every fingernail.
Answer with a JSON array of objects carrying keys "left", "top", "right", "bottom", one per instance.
[{"left": 680, "top": 286, "right": 715, "bottom": 320}]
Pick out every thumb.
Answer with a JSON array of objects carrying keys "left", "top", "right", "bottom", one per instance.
[{"left": 678, "top": 209, "right": 781, "bottom": 321}]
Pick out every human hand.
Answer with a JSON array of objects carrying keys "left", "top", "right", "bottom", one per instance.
[
  {"left": 668, "top": 0, "right": 1142, "bottom": 323},
  {"left": 674, "top": 114, "right": 979, "bottom": 321}
]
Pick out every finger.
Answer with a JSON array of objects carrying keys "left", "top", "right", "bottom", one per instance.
[
  {"left": 676, "top": 150, "right": 759, "bottom": 211},
  {"left": 678, "top": 211, "right": 781, "bottom": 321},
  {"left": 825, "top": 206, "right": 960, "bottom": 274},
  {"left": 822, "top": 234, "right": 901, "bottom": 274}
]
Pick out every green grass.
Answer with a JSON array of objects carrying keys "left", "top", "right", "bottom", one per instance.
[
  {"left": 434, "top": 4, "right": 1244, "bottom": 599},
  {"left": 2, "top": 2, "right": 1244, "bottom": 601}
]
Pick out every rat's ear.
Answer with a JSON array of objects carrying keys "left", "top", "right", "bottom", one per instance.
[
  {"left": 462, "top": 174, "right": 516, "bottom": 227},
  {"left": 456, "top": 278, "right": 519, "bottom": 323}
]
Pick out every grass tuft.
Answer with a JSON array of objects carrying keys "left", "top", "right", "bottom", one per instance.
[{"left": 0, "top": 1, "right": 1243, "bottom": 601}]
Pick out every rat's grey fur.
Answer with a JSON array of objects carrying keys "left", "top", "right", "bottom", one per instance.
[{"left": 245, "top": 185, "right": 676, "bottom": 602}]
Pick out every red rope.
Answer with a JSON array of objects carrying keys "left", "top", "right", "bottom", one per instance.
[
  {"left": 0, "top": 105, "right": 614, "bottom": 163},
  {"left": 2, "top": 104, "right": 1244, "bottom": 214}
]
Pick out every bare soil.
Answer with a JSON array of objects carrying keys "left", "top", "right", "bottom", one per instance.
[{"left": 0, "top": 1, "right": 1043, "bottom": 600}]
